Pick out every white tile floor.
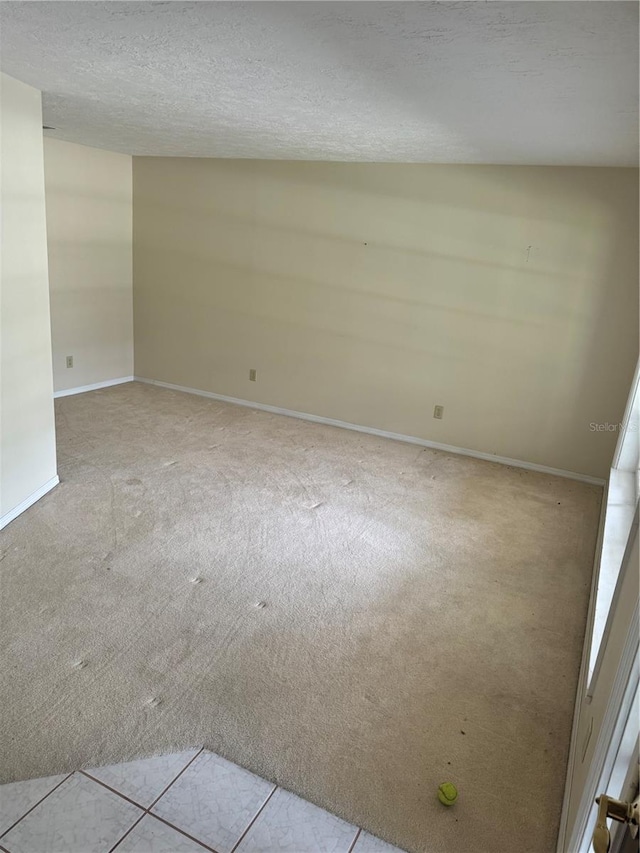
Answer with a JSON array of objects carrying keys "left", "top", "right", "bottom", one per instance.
[{"left": 0, "top": 749, "right": 404, "bottom": 853}]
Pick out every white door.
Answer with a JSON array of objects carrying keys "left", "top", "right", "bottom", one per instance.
[{"left": 558, "top": 363, "right": 639, "bottom": 853}]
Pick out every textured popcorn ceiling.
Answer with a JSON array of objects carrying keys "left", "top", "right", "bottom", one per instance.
[{"left": 1, "top": 1, "right": 638, "bottom": 164}]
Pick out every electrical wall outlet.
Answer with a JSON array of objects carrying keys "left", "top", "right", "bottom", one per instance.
[
  {"left": 249, "top": 369, "right": 257, "bottom": 382},
  {"left": 433, "top": 405, "right": 444, "bottom": 419},
  {"left": 66, "top": 355, "right": 74, "bottom": 368}
]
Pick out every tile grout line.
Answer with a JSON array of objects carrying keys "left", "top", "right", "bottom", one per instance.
[
  {"left": 80, "top": 747, "right": 205, "bottom": 814},
  {"left": 230, "top": 784, "right": 278, "bottom": 853},
  {"left": 106, "top": 813, "right": 146, "bottom": 853},
  {"left": 1, "top": 749, "right": 207, "bottom": 853},
  {"left": 150, "top": 813, "right": 221, "bottom": 853},
  {"left": 79, "top": 771, "right": 149, "bottom": 811},
  {"left": 347, "top": 827, "right": 362, "bottom": 853},
  {"left": 96, "top": 748, "right": 209, "bottom": 853},
  {"left": 148, "top": 747, "right": 205, "bottom": 810},
  {"left": 2, "top": 751, "right": 367, "bottom": 853},
  {"left": 0, "top": 773, "right": 73, "bottom": 840},
  {"left": 91, "top": 756, "right": 362, "bottom": 853}
]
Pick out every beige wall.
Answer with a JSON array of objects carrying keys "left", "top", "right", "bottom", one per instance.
[
  {"left": 44, "top": 138, "right": 133, "bottom": 392},
  {"left": 0, "top": 74, "right": 57, "bottom": 524},
  {"left": 133, "top": 159, "right": 639, "bottom": 479}
]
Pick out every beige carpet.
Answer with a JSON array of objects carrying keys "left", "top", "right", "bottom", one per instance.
[{"left": 1, "top": 382, "right": 601, "bottom": 853}]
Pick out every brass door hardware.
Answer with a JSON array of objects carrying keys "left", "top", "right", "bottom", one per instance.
[{"left": 592, "top": 794, "right": 639, "bottom": 853}]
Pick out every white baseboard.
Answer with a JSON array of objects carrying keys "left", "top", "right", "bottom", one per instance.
[
  {"left": 0, "top": 475, "right": 60, "bottom": 531},
  {"left": 134, "top": 377, "right": 605, "bottom": 486},
  {"left": 54, "top": 376, "right": 134, "bottom": 398}
]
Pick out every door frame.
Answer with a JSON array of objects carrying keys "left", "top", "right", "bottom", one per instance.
[
  {"left": 557, "top": 504, "right": 639, "bottom": 852},
  {"left": 558, "top": 361, "right": 640, "bottom": 852}
]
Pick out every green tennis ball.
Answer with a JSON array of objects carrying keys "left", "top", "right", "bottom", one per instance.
[{"left": 438, "top": 782, "right": 458, "bottom": 806}]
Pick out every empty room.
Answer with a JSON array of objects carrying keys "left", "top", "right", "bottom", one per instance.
[{"left": 1, "top": 3, "right": 639, "bottom": 853}]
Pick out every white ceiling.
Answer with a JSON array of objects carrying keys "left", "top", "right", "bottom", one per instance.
[{"left": 1, "top": 1, "right": 638, "bottom": 165}]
